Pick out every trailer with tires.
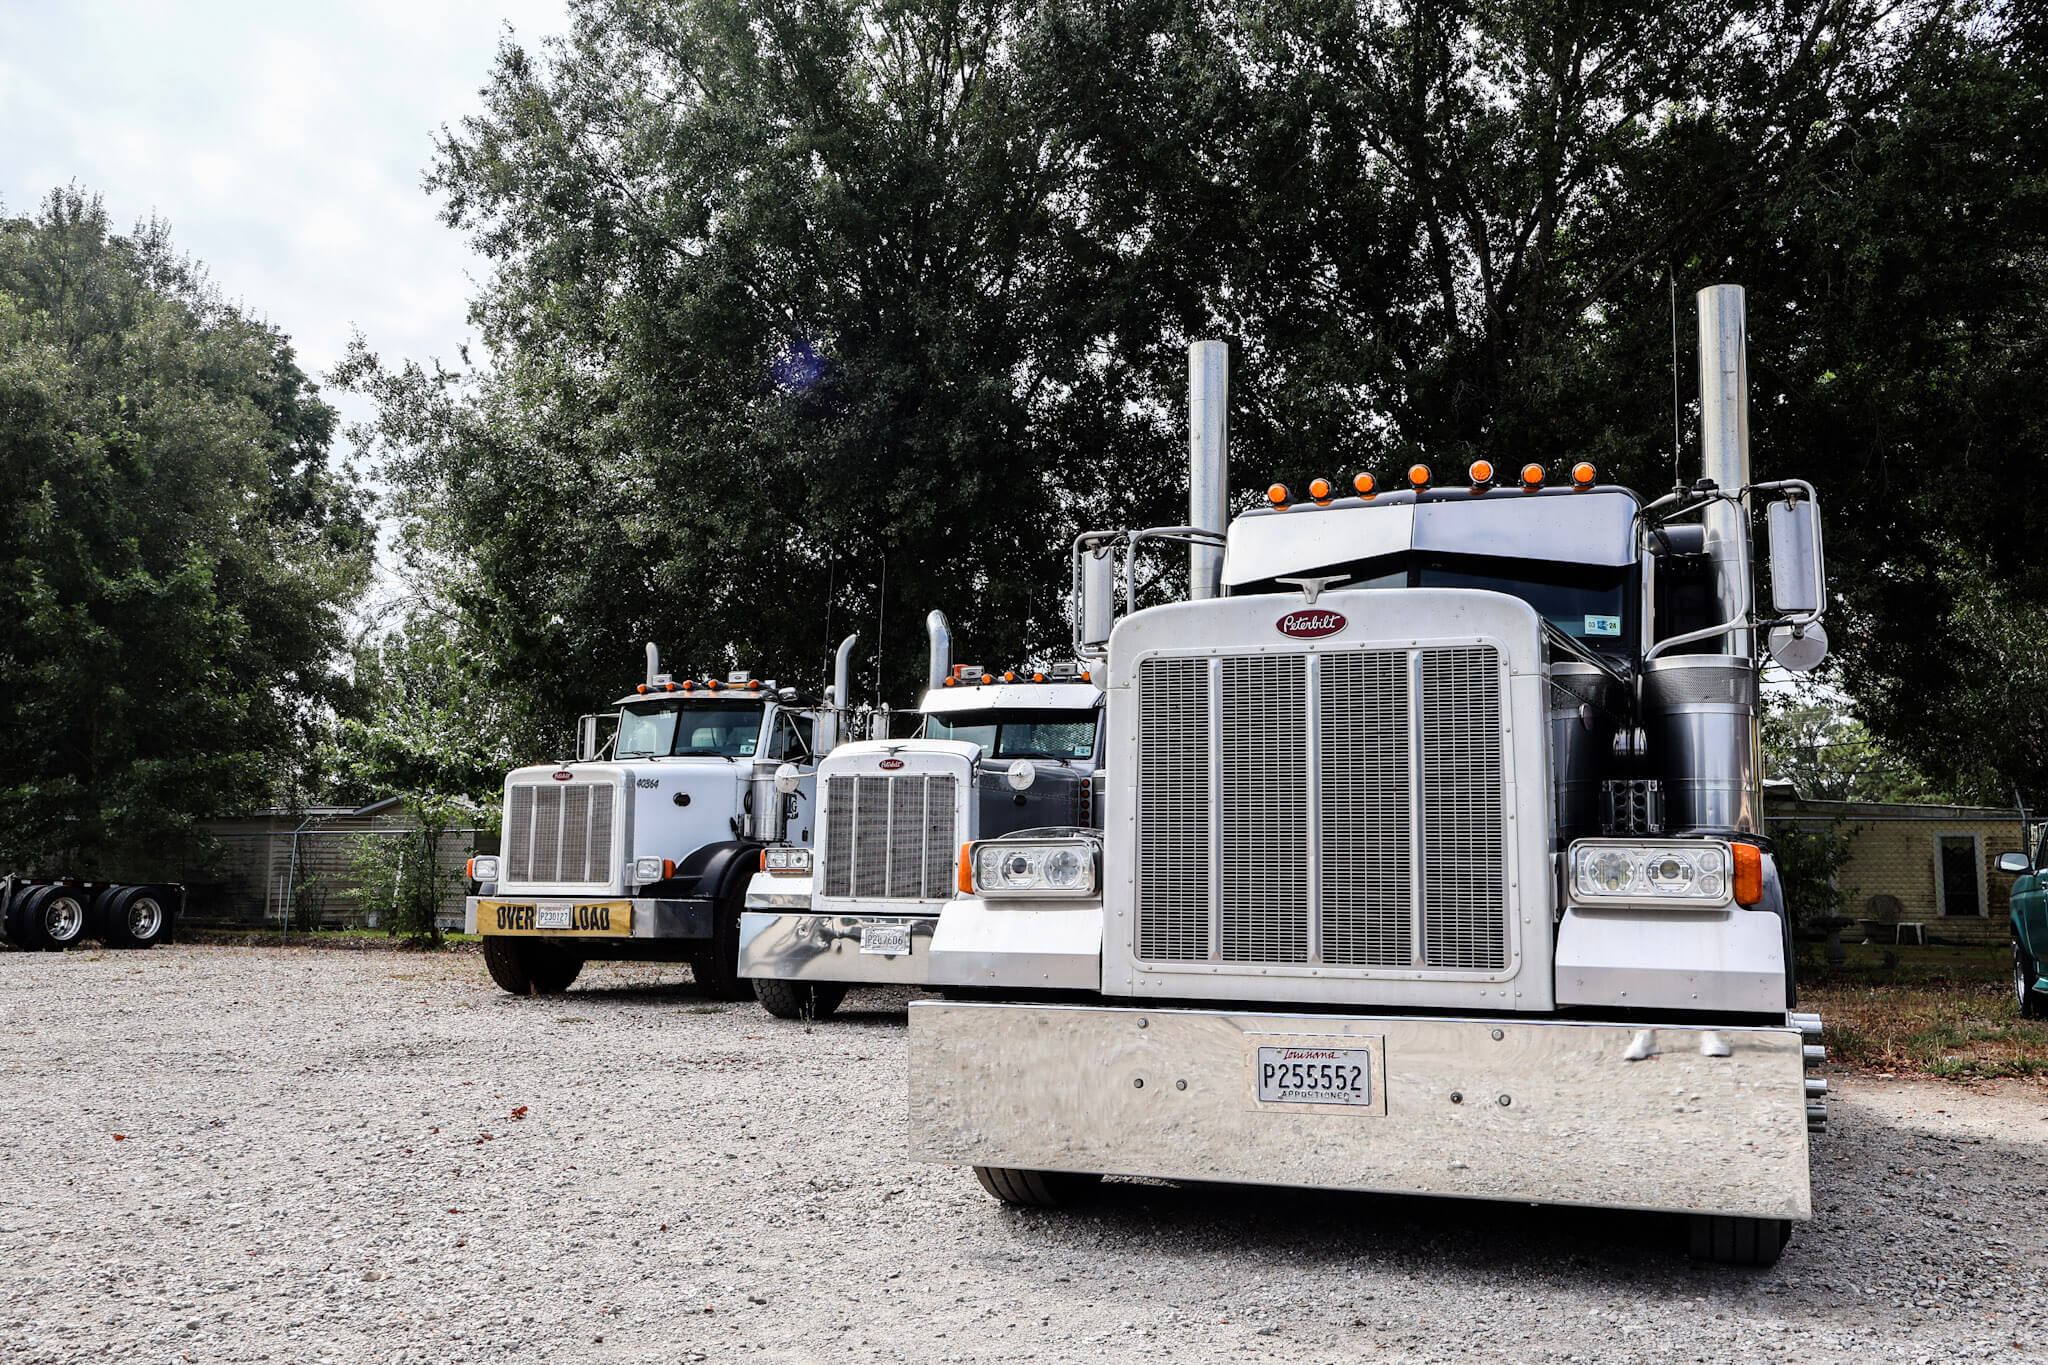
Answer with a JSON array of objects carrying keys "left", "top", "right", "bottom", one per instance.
[
  {"left": 0, "top": 875, "right": 179, "bottom": 951},
  {"left": 738, "top": 614, "right": 1105, "bottom": 1020},
  {"left": 464, "top": 638, "right": 860, "bottom": 998},
  {"left": 908, "top": 287, "right": 1833, "bottom": 1266}
]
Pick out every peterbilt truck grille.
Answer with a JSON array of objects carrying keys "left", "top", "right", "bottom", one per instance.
[
  {"left": 1136, "top": 646, "right": 1508, "bottom": 971},
  {"left": 820, "top": 774, "right": 960, "bottom": 901},
  {"left": 504, "top": 781, "right": 617, "bottom": 886}
]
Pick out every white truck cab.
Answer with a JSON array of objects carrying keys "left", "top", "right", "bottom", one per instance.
[
  {"left": 465, "top": 638, "right": 858, "bottom": 999},
  {"left": 736, "top": 615, "right": 1103, "bottom": 1019}
]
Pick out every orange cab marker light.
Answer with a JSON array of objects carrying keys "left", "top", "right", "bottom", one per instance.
[
  {"left": 1468, "top": 460, "right": 1494, "bottom": 491},
  {"left": 1004, "top": 671, "right": 1016, "bottom": 682},
  {"left": 1521, "top": 463, "right": 1544, "bottom": 489},
  {"left": 957, "top": 843, "right": 974, "bottom": 895},
  {"left": 981, "top": 673, "right": 994, "bottom": 685},
  {"left": 636, "top": 684, "right": 648, "bottom": 694},
  {"left": 759, "top": 849, "right": 768, "bottom": 871},
  {"left": 1572, "top": 461, "right": 1597, "bottom": 489},
  {"left": 681, "top": 679, "right": 694, "bottom": 690},
  {"left": 1732, "top": 843, "right": 1763, "bottom": 906},
  {"left": 707, "top": 679, "right": 719, "bottom": 690},
  {"left": 943, "top": 676, "right": 956, "bottom": 687},
  {"left": 1080, "top": 669, "right": 1092, "bottom": 682},
  {"left": 1309, "top": 477, "right": 1333, "bottom": 503},
  {"left": 749, "top": 680, "right": 761, "bottom": 690},
  {"left": 1408, "top": 464, "right": 1431, "bottom": 490},
  {"left": 663, "top": 859, "right": 676, "bottom": 880},
  {"left": 1267, "top": 483, "right": 1290, "bottom": 507},
  {"left": 1033, "top": 671, "right": 1046, "bottom": 682},
  {"left": 1353, "top": 472, "right": 1377, "bottom": 497},
  {"left": 466, "top": 858, "right": 477, "bottom": 880}
]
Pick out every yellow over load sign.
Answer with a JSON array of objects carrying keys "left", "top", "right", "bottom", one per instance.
[{"left": 478, "top": 900, "right": 634, "bottom": 936}]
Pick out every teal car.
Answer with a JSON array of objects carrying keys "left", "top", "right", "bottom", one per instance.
[{"left": 1996, "top": 835, "right": 2048, "bottom": 1018}]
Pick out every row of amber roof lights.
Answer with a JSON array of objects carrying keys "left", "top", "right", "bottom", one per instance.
[
  {"left": 635, "top": 678, "right": 767, "bottom": 695},
  {"left": 942, "top": 664, "right": 1092, "bottom": 688},
  {"left": 1269, "top": 460, "right": 1598, "bottom": 507}
]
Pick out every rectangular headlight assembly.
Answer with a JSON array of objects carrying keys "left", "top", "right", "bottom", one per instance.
[
  {"left": 762, "top": 846, "right": 811, "bottom": 875},
  {"left": 1568, "top": 839, "right": 1736, "bottom": 909},
  {"left": 969, "top": 837, "right": 1099, "bottom": 900}
]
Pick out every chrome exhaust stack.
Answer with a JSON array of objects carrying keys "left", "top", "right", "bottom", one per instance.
[
  {"left": 645, "top": 641, "right": 661, "bottom": 687},
  {"left": 926, "top": 610, "right": 953, "bottom": 693},
  {"left": 1188, "top": 340, "right": 1229, "bottom": 601},
  {"left": 1792, "top": 1012, "right": 1828, "bottom": 1131}
]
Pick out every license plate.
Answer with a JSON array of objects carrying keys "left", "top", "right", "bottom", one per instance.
[
  {"left": 859, "top": 923, "right": 913, "bottom": 956},
  {"left": 1254, "top": 1046, "right": 1374, "bottom": 1106},
  {"left": 535, "top": 906, "right": 572, "bottom": 929}
]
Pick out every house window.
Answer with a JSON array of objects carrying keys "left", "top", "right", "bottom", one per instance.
[{"left": 1935, "top": 833, "right": 1984, "bottom": 917}]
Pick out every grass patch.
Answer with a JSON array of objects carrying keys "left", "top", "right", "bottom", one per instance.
[
  {"left": 1798, "top": 941, "right": 2048, "bottom": 1080},
  {"left": 179, "top": 927, "right": 481, "bottom": 951}
]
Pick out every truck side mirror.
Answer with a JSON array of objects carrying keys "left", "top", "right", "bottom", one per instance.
[
  {"left": 577, "top": 714, "right": 600, "bottom": 762},
  {"left": 1996, "top": 851, "right": 2031, "bottom": 875},
  {"left": 1079, "top": 545, "right": 1116, "bottom": 649},
  {"left": 1766, "top": 499, "right": 1824, "bottom": 615}
]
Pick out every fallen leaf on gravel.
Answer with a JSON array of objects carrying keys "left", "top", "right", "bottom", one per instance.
[
  {"left": 447, "top": 1209, "right": 461, "bottom": 1214},
  {"left": 112, "top": 1134, "right": 126, "bottom": 1141},
  {"left": 510, "top": 1106, "right": 528, "bottom": 1120}
]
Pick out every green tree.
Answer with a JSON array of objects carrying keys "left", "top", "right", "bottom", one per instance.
[
  {"left": 0, "top": 188, "right": 370, "bottom": 873},
  {"left": 1764, "top": 683, "right": 1943, "bottom": 804}
]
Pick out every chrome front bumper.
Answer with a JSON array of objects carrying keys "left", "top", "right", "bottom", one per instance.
[
  {"left": 909, "top": 1001, "right": 1811, "bottom": 1221},
  {"left": 737, "top": 911, "right": 937, "bottom": 986}
]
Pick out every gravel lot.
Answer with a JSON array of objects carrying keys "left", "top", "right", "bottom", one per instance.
[{"left": 3, "top": 945, "right": 2045, "bottom": 1364}]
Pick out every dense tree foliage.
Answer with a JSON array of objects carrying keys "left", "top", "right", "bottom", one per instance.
[
  {"left": 0, "top": 189, "right": 370, "bottom": 872},
  {"left": 365, "top": 0, "right": 2045, "bottom": 798}
]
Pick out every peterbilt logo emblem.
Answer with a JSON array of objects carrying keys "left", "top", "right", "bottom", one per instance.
[
  {"left": 551, "top": 770, "right": 573, "bottom": 782},
  {"left": 878, "top": 758, "right": 905, "bottom": 770},
  {"left": 1276, "top": 610, "right": 1347, "bottom": 639}
]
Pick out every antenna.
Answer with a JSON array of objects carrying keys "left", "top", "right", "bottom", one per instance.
[{"left": 1669, "top": 264, "right": 1683, "bottom": 491}]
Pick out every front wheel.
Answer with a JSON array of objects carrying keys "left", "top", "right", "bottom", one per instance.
[
  {"left": 2017, "top": 942, "right": 2047, "bottom": 1020},
  {"left": 481, "top": 937, "right": 584, "bottom": 995},
  {"left": 1686, "top": 1215, "right": 1791, "bottom": 1266},
  {"left": 753, "top": 977, "right": 848, "bottom": 1020},
  {"left": 972, "top": 1167, "right": 1103, "bottom": 1208}
]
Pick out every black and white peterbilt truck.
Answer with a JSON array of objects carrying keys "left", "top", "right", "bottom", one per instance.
[
  {"left": 464, "top": 637, "right": 859, "bottom": 998},
  {"left": 737, "top": 611, "right": 1105, "bottom": 1019},
  {"left": 1, "top": 875, "right": 179, "bottom": 951},
  {"left": 909, "top": 286, "right": 1831, "bottom": 1265}
]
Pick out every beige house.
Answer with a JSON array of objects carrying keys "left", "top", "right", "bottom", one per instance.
[{"left": 1765, "top": 788, "right": 2023, "bottom": 945}]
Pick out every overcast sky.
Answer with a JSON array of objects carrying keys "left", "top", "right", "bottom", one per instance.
[{"left": 1, "top": 0, "right": 569, "bottom": 434}]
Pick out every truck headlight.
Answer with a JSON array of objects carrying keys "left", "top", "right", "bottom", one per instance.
[
  {"left": 633, "top": 856, "right": 671, "bottom": 883},
  {"left": 969, "top": 837, "right": 1098, "bottom": 899},
  {"left": 1569, "top": 839, "right": 1732, "bottom": 908},
  {"left": 468, "top": 856, "right": 500, "bottom": 884},
  {"left": 763, "top": 846, "right": 811, "bottom": 875}
]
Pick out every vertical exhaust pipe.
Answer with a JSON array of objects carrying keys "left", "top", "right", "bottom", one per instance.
[
  {"left": 925, "top": 610, "right": 953, "bottom": 693},
  {"left": 645, "top": 641, "right": 660, "bottom": 686},
  {"left": 833, "top": 633, "right": 859, "bottom": 707},
  {"left": 1188, "top": 341, "right": 1229, "bottom": 600},
  {"left": 1697, "top": 285, "right": 1753, "bottom": 659}
]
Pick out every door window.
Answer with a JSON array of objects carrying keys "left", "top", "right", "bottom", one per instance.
[{"left": 766, "top": 710, "right": 815, "bottom": 763}]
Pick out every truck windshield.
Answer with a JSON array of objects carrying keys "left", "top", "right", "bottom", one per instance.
[
  {"left": 925, "top": 709, "right": 1099, "bottom": 761},
  {"left": 1235, "top": 552, "right": 1633, "bottom": 653},
  {"left": 616, "top": 703, "right": 765, "bottom": 757}
]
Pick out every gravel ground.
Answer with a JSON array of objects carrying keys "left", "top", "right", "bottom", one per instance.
[{"left": 3, "top": 945, "right": 2045, "bottom": 1364}]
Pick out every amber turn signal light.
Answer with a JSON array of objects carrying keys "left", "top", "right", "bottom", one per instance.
[
  {"left": 1408, "top": 464, "right": 1431, "bottom": 490},
  {"left": 1572, "top": 461, "right": 1597, "bottom": 489},
  {"left": 1732, "top": 843, "right": 1763, "bottom": 906},
  {"left": 957, "top": 842, "right": 974, "bottom": 895}
]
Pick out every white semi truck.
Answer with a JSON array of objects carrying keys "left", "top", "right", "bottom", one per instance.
[
  {"left": 463, "top": 638, "right": 859, "bottom": 998},
  {"left": 738, "top": 612, "right": 1104, "bottom": 1019},
  {"left": 909, "top": 286, "right": 1831, "bottom": 1266}
]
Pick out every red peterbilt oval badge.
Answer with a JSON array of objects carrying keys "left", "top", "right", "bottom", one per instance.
[
  {"left": 1276, "top": 609, "right": 1347, "bottom": 639},
  {"left": 878, "top": 758, "right": 906, "bottom": 770},
  {"left": 551, "top": 770, "right": 573, "bottom": 781}
]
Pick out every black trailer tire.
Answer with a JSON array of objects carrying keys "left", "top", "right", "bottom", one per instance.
[
  {"left": 2017, "top": 942, "right": 2047, "bottom": 1020},
  {"left": 1686, "top": 1215, "right": 1791, "bottom": 1267},
  {"left": 752, "top": 977, "right": 848, "bottom": 1020},
  {"left": 98, "top": 887, "right": 170, "bottom": 949},
  {"left": 481, "top": 937, "right": 585, "bottom": 996},
  {"left": 972, "top": 1167, "right": 1104, "bottom": 1208},
  {"left": 15, "top": 887, "right": 91, "bottom": 951},
  {"left": 688, "top": 882, "right": 756, "bottom": 1002}
]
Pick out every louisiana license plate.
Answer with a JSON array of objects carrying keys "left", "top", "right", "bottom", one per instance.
[
  {"left": 1255, "top": 1046, "right": 1374, "bottom": 1106},
  {"left": 859, "top": 923, "right": 913, "bottom": 956},
  {"left": 535, "top": 905, "right": 573, "bottom": 929}
]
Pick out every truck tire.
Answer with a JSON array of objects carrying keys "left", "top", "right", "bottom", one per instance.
[
  {"left": 688, "top": 884, "right": 756, "bottom": 1002},
  {"left": 2017, "top": 943, "right": 2047, "bottom": 1020},
  {"left": 753, "top": 977, "right": 848, "bottom": 1020},
  {"left": 14, "top": 887, "right": 90, "bottom": 951},
  {"left": 481, "top": 938, "right": 584, "bottom": 995},
  {"left": 1686, "top": 1215, "right": 1791, "bottom": 1266},
  {"left": 972, "top": 1167, "right": 1103, "bottom": 1208},
  {"left": 98, "top": 887, "right": 170, "bottom": 949}
]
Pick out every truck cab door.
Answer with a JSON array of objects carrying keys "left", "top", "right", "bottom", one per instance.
[{"left": 765, "top": 707, "right": 821, "bottom": 844}]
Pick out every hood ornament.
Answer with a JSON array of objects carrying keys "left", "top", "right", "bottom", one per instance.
[{"left": 1276, "top": 574, "right": 1350, "bottom": 606}]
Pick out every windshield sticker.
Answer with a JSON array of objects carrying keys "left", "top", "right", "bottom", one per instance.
[
  {"left": 1075, "top": 745, "right": 1093, "bottom": 758},
  {"left": 1584, "top": 614, "right": 1622, "bottom": 637}
]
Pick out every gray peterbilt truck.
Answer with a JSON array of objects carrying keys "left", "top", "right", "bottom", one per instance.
[
  {"left": 738, "top": 611, "right": 1104, "bottom": 1019},
  {"left": 463, "top": 638, "right": 858, "bottom": 998},
  {"left": 908, "top": 286, "right": 1830, "bottom": 1266}
]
